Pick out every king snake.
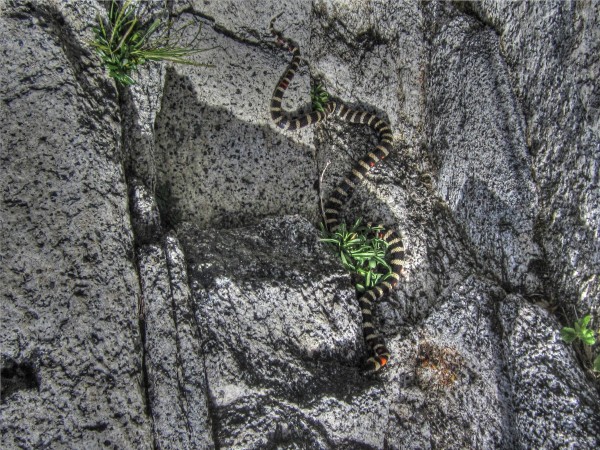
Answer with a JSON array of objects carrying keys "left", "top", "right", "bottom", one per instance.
[{"left": 269, "top": 17, "right": 405, "bottom": 372}]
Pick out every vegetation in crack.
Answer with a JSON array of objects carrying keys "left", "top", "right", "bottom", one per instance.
[
  {"left": 89, "top": 0, "right": 213, "bottom": 85},
  {"left": 310, "top": 83, "right": 329, "bottom": 113},
  {"left": 560, "top": 314, "right": 600, "bottom": 376},
  {"left": 320, "top": 219, "right": 393, "bottom": 293}
]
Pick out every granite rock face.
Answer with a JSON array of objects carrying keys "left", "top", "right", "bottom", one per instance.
[
  {"left": 499, "top": 296, "right": 600, "bottom": 449},
  {"left": 1, "top": 1, "right": 598, "bottom": 449},
  {"left": 426, "top": 3, "right": 541, "bottom": 293},
  {"left": 466, "top": 0, "right": 600, "bottom": 314},
  {"left": 0, "top": 1, "right": 152, "bottom": 448}
]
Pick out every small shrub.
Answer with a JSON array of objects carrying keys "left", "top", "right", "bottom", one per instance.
[
  {"left": 320, "top": 219, "right": 392, "bottom": 292},
  {"left": 90, "top": 0, "right": 212, "bottom": 85}
]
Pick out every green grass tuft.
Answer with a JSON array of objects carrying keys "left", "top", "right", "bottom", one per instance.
[
  {"left": 90, "top": 0, "right": 212, "bottom": 85},
  {"left": 560, "top": 314, "right": 596, "bottom": 345}
]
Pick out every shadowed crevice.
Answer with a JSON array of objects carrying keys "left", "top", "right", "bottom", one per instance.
[{"left": 1, "top": 359, "right": 40, "bottom": 402}]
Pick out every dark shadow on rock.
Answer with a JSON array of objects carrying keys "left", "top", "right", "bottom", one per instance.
[
  {"left": 154, "top": 68, "right": 320, "bottom": 230},
  {"left": 180, "top": 218, "right": 376, "bottom": 394},
  {"left": 177, "top": 215, "right": 389, "bottom": 447},
  {"left": 424, "top": 4, "right": 543, "bottom": 295},
  {"left": 0, "top": 359, "right": 40, "bottom": 403}
]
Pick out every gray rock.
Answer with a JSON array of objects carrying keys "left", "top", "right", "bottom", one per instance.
[
  {"left": 0, "top": 1, "right": 152, "bottom": 448},
  {"left": 137, "top": 236, "right": 213, "bottom": 449},
  {"left": 425, "top": 2, "right": 542, "bottom": 294},
  {"left": 130, "top": 179, "right": 163, "bottom": 245},
  {"left": 500, "top": 295, "right": 600, "bottom": 449},
  {"left": 462, "top": 0, "right": 600, "bottom": 315},
  {"left": 152, "top": 17, "right": 319, "bottom": 229},
  {"left": 180, "top": 215, "right": 380, "bottom": 448},
  {"left": 387, "top": 276, "right": 514, "bottom": 449},
  {"left": 1, "top": 0, "right": 598, "bottom": 449}
]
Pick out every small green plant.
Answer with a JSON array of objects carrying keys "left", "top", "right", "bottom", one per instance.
[
  {"left": 320, "top": 219, "right": 392, "bottom": 292},
  {"left": 311, "top": 83, "right": 329, "bottom": 113},
  {"left": 90, "top": 0, "right": 212, "bottom": 85},
  {"left": 560, "top": 314, "right": 600, "bottom": 374},
  {"left": 561, "top": 315, "right": 596, "bottom": 345}
]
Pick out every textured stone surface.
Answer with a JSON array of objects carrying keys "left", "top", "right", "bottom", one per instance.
[
  {"left": 0, "top": 1, "right": 152, "bottom": 448},
  {"left": 459, "top": 1, "right": 599, "bottom": 313},
  {"left": 153, "top": 65, "right": 319, "bottom": 228},
  {"left": 387, "top": 276, "right": 514, "bottom": 449},
  {"left": 425, "top": 3, "right": 542, "bottom": 293},
  {"left": 180, "top": 216, "right": 381, "bottom": 448},
  {"left": 152, "top": 8, "right": 319, "bottom": 229},
  {"left": 499, "top": 296, "right": 600, "bottom": 449},
  {"left": 1, "top": 0, "right": 599, "bottom": 449},
  {"left": 137, "top": 236, "right": 213, "bottom": 449}
]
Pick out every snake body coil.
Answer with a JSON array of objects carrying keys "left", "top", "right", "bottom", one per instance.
[{"left": 269, "top": 18, "right": 405, "bottom": 371}]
